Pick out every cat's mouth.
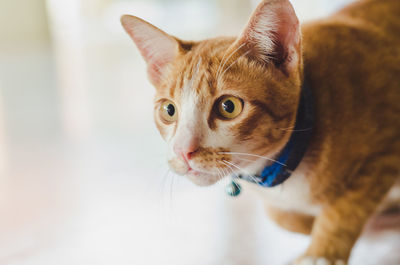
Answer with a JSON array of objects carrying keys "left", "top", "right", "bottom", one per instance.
[
  {"left": 186, "top": 164, "right": 219, "bottom": 178},
  {"left": 168, "top": 150, "right": 231, "bottom": 186},
  {"left": 187, "top": 168, "right": 201, "bottom": 175},
  {"left": 168, "top": 147, "right": 270, "bottom": 186},
  {"left": 185, "top": 168, "right": 221, "bottom": 186}
]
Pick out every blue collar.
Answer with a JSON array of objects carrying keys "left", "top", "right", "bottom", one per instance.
[{"left": 237, "top": 79, "right": 314, "bottom": 188}]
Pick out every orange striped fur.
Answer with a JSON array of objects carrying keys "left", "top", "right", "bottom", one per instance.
[{"left": 122, "top": 0, "right": 400, "bottom": 264}]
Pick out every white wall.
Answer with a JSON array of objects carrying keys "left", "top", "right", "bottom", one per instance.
[{"left": 0, "top": 0, "right": 49, "bottom": 44}]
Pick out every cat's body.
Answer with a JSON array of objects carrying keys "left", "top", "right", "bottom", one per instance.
[
  {"left": 250, "top": 0, "right": 400, "bottom": 230},
  {"left": 121, "top": 0, "right": 400, "bottom": 264},
  {"left": 301, "top": 0, "right": 400, "bottom": 208}
]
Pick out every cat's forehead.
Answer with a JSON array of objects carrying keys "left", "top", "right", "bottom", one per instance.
[
  {"left": 156, "top": 37, "right": 278, "bottom": 104},
  {"left": 161, "top": 41, "right": 235, "bottom": 98},
  {"left": 166, "top": 55, "right": 216, "bottom": 100}
]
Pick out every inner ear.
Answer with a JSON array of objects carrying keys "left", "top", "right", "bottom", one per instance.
[
  {"left": 121, "top": 15, "right": 190, "bottom": 86},
  {"left": 236, "top": 0, "right": 301, "bottom": 75}
]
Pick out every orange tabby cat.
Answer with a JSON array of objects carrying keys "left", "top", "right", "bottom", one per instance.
[{"left": 121, "top": 0, "right": 400, "bottom": 264}]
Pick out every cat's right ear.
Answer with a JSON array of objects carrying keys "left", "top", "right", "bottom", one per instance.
[{"left": 121, "top": 15, "right": 180, "bottom": 86}]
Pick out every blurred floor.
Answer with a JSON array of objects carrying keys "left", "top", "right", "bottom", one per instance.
[
  {"left": 0, "top": 0, "right": 399, "bottom": 265},
  {"left": 0, "top": 40, "right": 399, "bottom": 265}
]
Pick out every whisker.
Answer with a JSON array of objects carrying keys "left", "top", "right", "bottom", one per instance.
[
  {"left": 218, "top": 160, "right": 236, "bottom": 177},
  {"left": 217, "top": 43, "right": 245, "bottom": 79},
  {"left": 223, "top": 159, "right": 259, "bottom": 184},
  {"left": 235, "top": 157, "right": 258, "bottom": 163},
  {"left": 216, "top": 48, "right": 230, "bottom": 80},
  {"left": 218, "top": 50, "right": 250, "bottom": 80},
  {"left": 220, "top": 161, "right": 242, "bottom": 193},
  {"left": 215, "top": 166, "right": 225, "bottom": 181},
  {"left": 218, "top": 163, "right": 230, "bottom": 178},
  {"left": 159, "top": 169, "right": 170, "bottom": 196},
  {"left": 169, "top": 172, "right": 175, "bottom": 212},
  {"left": 219, "top": 152, "right": 287, "bottom": 167},
  {"left": 222, "top": 166, "right": 231, "bottom": 179},
  {"left": 216, "top": 166, "right": 227, "bottom": 183},
  {"left": 220, "top": 160, "right": 241, "bottom": 180},
  {"left": 215, "top": 42, "right": 241, "bottom": 79},
  {"left": 159, "top": 169, "right": 171, "bottom": 218},
  {"left": 278, "top": 125, "right": 295, "bottom": 129},
  {"left": 219, "top": 161, "right": 235, "bottom": 178},
  {"left": 277, "top": 127, "right": 312, "bottom": 132}
]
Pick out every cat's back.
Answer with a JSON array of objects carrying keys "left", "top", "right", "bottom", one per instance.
[
  {"left": 303, "top": 0, "right": 400, "bottom": 45},
  {"left": 337, "top": 0, "right": 400, "bottom": 36},
  {"left": 298, "top": 0, "right": 400, "bottom": 211},
  {"left": 302, "top": 0, "right": 400, "bottom": 82},
  {"left": 301, "top": 0, "right": 400, "bottom": 151}
]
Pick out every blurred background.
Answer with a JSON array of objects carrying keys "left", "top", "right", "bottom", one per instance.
[{"left": 0, "top": 0, "right": 399, "bottom": 264}]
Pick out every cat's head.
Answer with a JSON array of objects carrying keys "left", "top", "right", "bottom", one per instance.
[{"left": 122, "top": 0, "right": 302, "bottom": 186}]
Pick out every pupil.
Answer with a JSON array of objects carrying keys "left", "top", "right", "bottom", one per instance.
[
  {"left": 166, "top": 104, "right": 175, "bottom": 116},
  {"left": 222, "top": 100, "right": 235, "bottom": 113}
]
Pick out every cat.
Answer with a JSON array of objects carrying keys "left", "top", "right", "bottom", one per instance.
[{"left": 121, "top": 0, "right": 400, "bottom": 264}]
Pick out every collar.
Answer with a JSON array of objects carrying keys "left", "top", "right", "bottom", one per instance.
[{"left": 235, "top": 79, "right": 314, "bottom": 189}]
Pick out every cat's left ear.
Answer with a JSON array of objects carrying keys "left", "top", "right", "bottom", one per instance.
[
  {"left": 121, "top": 15, "right": 180, "bottom": 86},
  {"left": 236, "top": 0, "right": 301, "bottom": 76}
]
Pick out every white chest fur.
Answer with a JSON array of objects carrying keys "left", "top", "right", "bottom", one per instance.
[{"left": 240, "top": 171, "right": 321, "bottom": 216}]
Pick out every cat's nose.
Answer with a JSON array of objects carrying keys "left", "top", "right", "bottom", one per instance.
[{"left": 173, "top": 138, "right": 199, "bottom": 162}]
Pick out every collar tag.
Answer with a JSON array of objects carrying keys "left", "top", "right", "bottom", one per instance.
[{"left": 225, "top": 180, "right": 241, "bottom": 197}]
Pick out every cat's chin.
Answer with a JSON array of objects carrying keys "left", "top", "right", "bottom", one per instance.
[
  {"left": 168, "top": 158, "right": 220, "bottom": 186},
  {"left": 185, "top": 170, "right": 220, "bottom": 187}
]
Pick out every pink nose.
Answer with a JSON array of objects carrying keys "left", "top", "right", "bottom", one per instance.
[{"left": 173, "top": 139, "right": 199, "bottom": 162}]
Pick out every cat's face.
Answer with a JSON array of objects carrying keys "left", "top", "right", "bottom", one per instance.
[
  {"left": 122, "top": 0, "right": 302, "bottom": 186},
  {"left": 152, "top": 41, "right": 300, "bottom": 186}
]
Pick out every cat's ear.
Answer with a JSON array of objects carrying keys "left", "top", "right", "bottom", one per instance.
[
  {"left": 121, "top": 15, "right": 180, "bottom": 86},
  {"left": 237, "top": 0, "right": 301, "bottom": 75}
]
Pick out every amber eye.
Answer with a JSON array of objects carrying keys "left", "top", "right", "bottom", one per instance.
[
  {"left": 217, "top": 96, "right": 243, "bottom": 119},
  {"left": 160, "top": 100, "right": 178, "bottom": 123}
]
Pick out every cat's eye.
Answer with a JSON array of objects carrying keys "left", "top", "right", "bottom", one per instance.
[
  {"left": 159, "top": 100, "right": 178, "bottom": 123},
  {"left": 217, "top": 96, "right": 243, "bottom": 119}
]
